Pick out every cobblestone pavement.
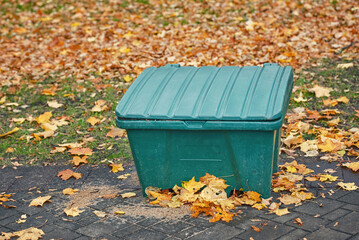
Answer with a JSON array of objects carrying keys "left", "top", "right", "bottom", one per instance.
[{"left": 0, "top": 157, "right": 358, "bottom": 240}]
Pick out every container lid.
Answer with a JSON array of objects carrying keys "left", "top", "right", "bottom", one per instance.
[{"left": 116, "top": 63, "right": 293, "bottom": 121}]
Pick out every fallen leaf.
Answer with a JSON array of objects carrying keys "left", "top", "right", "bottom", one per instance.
[
  {"left": 294, "top": 92, "right": 308, "bottom": 103},
  {"left": 86, "top": 116, "right": 101, "bottom": 126},
  {"left": 0, "top": 127, "right": 19, "bottom": 138},
  {"left": 47, "top": 100, "right": 63, "bottom": 108},
  {"left": 337, "top": 62, "right": 354, "bottom": 69},
  {"left": 124, "top": 75, "right": 133, "bottom": 82},
  {"left": 319, "top": 174, "right": 338, "bottom": 182},
  {"left": 251, "top": 226, "right": 261, "bottom": 232},
  {"left": 42, "top": 86, "right": 57, "bottom": 96},
  {"left": 183, "top": 177, "right": 206, "bottom": 193},
  {"left": 121, "top": 192, "right": 136, "bottom": 198},
  {"left": 36, "top": 112, "right": 52, "bottom": 124},
  {"left": 342, "top": 162, "right": 359, "bottom": 172},
  {"left": 308, "top": 85, "right": 333, "bottom": 98},
  {"left": 278, "top": 194, "right": 301, "bottom": 205},
  {"left": 5, "top": 147, "right": 15, "bottom": 153},
  {"left": 101, "top": 193, "right": 118, "bottom": 199},
  {"left": 0, "top": 96, "right": 6, "bottom": 104},
  {"left": 64, "top": 207, "right": 84, "bottom": 217},
  {"left": 93, "top": 210, "right": 107, "bottom": 218},
  {"left": 0, "top": 227, "right": 44, "bottom": 240},
  {"left": 57, "top": 169, "right": 82, "bottom": 180},
  {"left": 91, "top": 99, "right": 108, "bottom": 112},
  {"left": 283, "top": 134, "right": 304, "bottom": 147},
  {"left": 327, "top": 118, "right": 340, "bottom": 127},
  {"left": 68, "top": 147, "right": 93, "bottom": 156},
  {"left": 273, "top": 208, "right": 290, "bottom": 216},
  {"left": 29, "top": 196, "right": 51, "bottom": 207},
  {"left": 106, "top": 127, "right": 126, "bottom": 138},
  {"left": 114, "top": 210, "right": 125, "bottom": 215},
  {"left": 337, "top": 182, "right": 358, "bottom": 191},
  {"left": 12, "top": 117, "right": 26, "bottom": 124},
  {"left": 109, "top": 163, "right": 124, "bottom": 173},
  {"left": 41, "top": 122, "right": 58, "bottom": 131},
  {"left": 323, "top": 99, "right": 338, "bottom": 106},
  {"left": 72, "top": 156, "right": 88, "bottom": 166},
  {"left": 62, "top": 188, "right": 79, "bottom": 195},
  {"left": 336, "top": 96, "right": 349, "bottom": 104},
  {"left": 294, "top": 218, "right": 303, "bottom": 226},
  {"left": 50, "top": 147, "right": 67, "bottom": 153},
  {"left": 117, "top": 173, "right": 131, "bottom": 180},
  {"left": 33, "top": 130, "right": 55, "bottom": 140}
]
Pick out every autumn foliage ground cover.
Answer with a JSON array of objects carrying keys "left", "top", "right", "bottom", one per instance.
[{"left": 0, "top": 0, "right": 358, "bottom": 230}]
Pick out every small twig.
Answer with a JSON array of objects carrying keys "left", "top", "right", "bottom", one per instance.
[
  {"left": 335, "top": 41, "right": 356, "bottom": 55},
  {"left": 34, "top": 219, "right": 48, "bottom": 228}
]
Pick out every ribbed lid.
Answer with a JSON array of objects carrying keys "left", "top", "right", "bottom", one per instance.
[{"left": 116, "top": 63, "right": 293, "bottom": 121}]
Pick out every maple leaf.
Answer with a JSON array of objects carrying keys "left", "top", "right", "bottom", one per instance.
[
  {"left": 62, "top": 188, "right": 79, "bottom": 195},
  {"left": 252, "top": 203, "right": 267, "bottom": 210},
  {"left": 0, "top": 227, "right": 44, "bottom": 240},
  {"left": 121, "top": 192, "right": 136, "bottom": 198},
  {"left": 327, "top": 118, "right": 340, "bottom": 127},
  {"left": 33, "top": 130, "right": 55, "bottom": 140},
  {"left": 318, "top": 139, "right": 341, "bottom": 153},
  {"left": 319, "top": 174, "right": 338, "bottom": 182},
  {"left": 342, "top": 162, "right": 359, "bottom": 172},
  {"left": 29, "top": 196, "right": 51, "bottom": 207},
  {"left": 47, "top": 100, "right": 63, "bottom": 108},
  {"left": 282, "top": 134, "right": 304, "bottom": 148},
  {"left": 106, "top": 127, "right": 126, "bottom": 138},
  {"left": 68, "top": 147, "right": 93, "bottom": 156},
  {"left": 50, "top": 147, "right": 67, "bottom": 153},
  {"left": 182, "top": 177, "right": 205, "bottom": 193},
  {"left": 278, "top": 194, "right": 301, "bottom": 205},
  {"left": 109, "top": 163, "right": 124, "bottom": 173},
  {"left": 57, "top": 169, "right": 82, "bottom": 180},
  {"left": 64, "top": 207, "right": 84, "bottom": 217},
  {"left": 86, "top": 116, "right": 101, "bottom": 126},
  {"left": 247, "top": 191, "right": 261, "bottom": 202},
  {"left": 0, "top": 127, "right": 19, "bottom": 138},
  {"left": 41, "top": 122, "right": 58, "bottom": 131},
  {"left": 337, "top": 182, "right": 358, "bottom": 191},
  {"left": 91, "top": 99, "right": 108, "bottom": 112},
  {"left": 35, "top": 112, "right": 52, "bottom": 124},
  {"left": 72, "top": 156, "right": 88, "bottom": 166},
  {"left": 308, "top": 85, "right": 333, "bottom": 98},
  {"left": 293, "top": 92, "right": 308, "bottom": 103},
  {"left": 299, "top": 140, "right": 318, "bottom": 153},
  {"left": 124, "top": 75, "right": 133, "bottom": 82},
  {"left": 273, "top": 208, "right": 290, "bottom": 216}
]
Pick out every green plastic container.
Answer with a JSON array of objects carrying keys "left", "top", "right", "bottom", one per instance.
[{"left": 116, "top": 63, "right": 293, "bottom": 198}]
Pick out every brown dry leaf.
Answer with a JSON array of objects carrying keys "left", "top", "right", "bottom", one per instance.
[
  {"left": 86, "top": 116, "right": 101, "bottom": 126},
  {"left": 273, "top": 208, "right": 290, "bottom": 216},
  {"left": 57, "top": 169, "right": 82, "bottom": 180},
  {"left": 72, "top": 156, "right": 88, "bottom": 166},
  {"left": 355, "top": 110, "right": 359, "bottom": 118},
  {"left": 0, "top": 127, "right": 19, "bottom": 138},
  {"left": 109, "top": 163, "right": 124, "bottom": 173},
  {"left": 91, "top": 99, "right": 108, "bottom": 112},
  {"left": 68, "top": 147, "right": 93, "bottom": 156},
  {"left": 121, "top": 192, "right": 136, "bottom": 198},
  {"left": 0, "top": 227, "right": 44, "bottom": 240},
  {"left": 64, "top": 207, "right": 84, "bottom": 217},
  {"left": 101, "top": 193, "right": 118, "bottom": 199},
  {"left": 308, "top": 85, "right": 332, "bottom": 98},
  {"left": 33, "top": 130, "right": 55, "bottom": 140},
  {"left": 251, "top": 226, "right": 261, "bottom": 232},
  {"left": 35, "top": 112, "right": 52, "bottom": 124},
  {"left": 47, "top": 100, "right": 63, "bottom": 108},
  {"left": 342, "top": 162, "right": 359, "bottom": 172},
  {"left": 337, "top": 182, "right": 358, "bottom": 191},
  {"left": 106, "top": 127, "right": 126, "bottom": 138},
  {"left": 294, "top": 218, "right": 303, "bottom": 226},
  {"left": 62, "top": 188, "right": 79, "bottom": 195},
  {"left": 29, "top": 196, "right": 51, "bottom": 207},
  {"left": 278, "top": 194, "right": 301, "bottom": 205}
]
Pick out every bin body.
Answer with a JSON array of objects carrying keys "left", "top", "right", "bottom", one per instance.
[{"left": 116, "top": 63, "right": 293, "bottom": 198}]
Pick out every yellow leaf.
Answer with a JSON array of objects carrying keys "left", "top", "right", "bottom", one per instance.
[
  {"left": 318, "top": 139, "right": 341, "bottom": 153},
  {"left": 12, "top": 117, "right": 25, "bottom": 124},
  {"left": 336, "top": 96, "right": 349, "bottom": 104},
  {"left": 109, "top": 163, "right": 124, "bottom": 173},
  {"left": 337, "top": 63, "right": 353, "bottom": 69},
  {"left": 282, "top": 134, "right": 304, "bottom": 148},
  {"left": 319, "top": 174, "right": 338, "bottom": 182},
  {"left": 252, "top": 203, "right": 267, "bottom": 210},
  {"left": 114, "top": 210, "right": 125, "bottom": 215},
  {"left": 183, "top": 177, "right": 205, "bottom": 193},
  {"left": 47, "top": 100, "right": 63, "bottom": 108},
  {"left": 13, "top": 27, "right": 27, "bottom": 34},
  {"left": 5, "top": 147, "right": 15, "bottom": 153},
  {"left": 93, "top": 210, "right": 107, "bottom": 218},
  {"left": 62, "top": 188, "right": 79, "bottom": 195},
  {"left": 120, "top": 192, "right": 136, "bottom": 198},
  {"left": 29, "top": 196, "right": 51, "bottom": 207},
  {"left": 294, "top": 218, "right": 303, "bottom": 226},
  {"left": 86, "top": 117, "right": 101, "bottom": 126},
  {"left": 337, "top": 182, "right": 358, "bottom": 191},
  {"left": 117, "top": 173, "right": 131, "bottom": 180},
  {"left": 299, "top": 140, "right": 318, "bottom": 153},
  {"left": 36, "top": 112, "right": 52, "bottom": 124},
  {"left": 119, "top": 46, "right": 131, "bottom": 53},
  {"left": 0, "top": 96, "right": 6, "bottom": 104},
  {"left": 0, "top": 127, "right": 19, "bottom": 138},
  {"left": 327, "top": 118, "right": 340, "bottom": 127},
  {"left": 124, "top": 75, "right": 133, "bottom": 82},
  {"left": 278, "top": 194, "right": 301, "bottom": 205},
  {"left": 106, "top": 127, "right": 126, "bottom": 138},
  {"left": 1, "top": 227, "right": 44, "bottom": 240},
  {"left": 273, "top": 208, "right": 290, "bottom": 216},
  {"left": 342, "top": 162, "right": 359, "bottom": 172},
  {"left": 247, "top": 191, "right": 261, "bottom": 202},
  {"left": 41, "top": 122, "right": 58, "bottom": 131},
  {"left": 71, "top": 22, "right": 80, "bottom": 27},
  {"left": 293, "top": 92, "right": 308, "bottom": 103},
  {"left": 64, "top": 207, "right": 84, "bottom": 217}
]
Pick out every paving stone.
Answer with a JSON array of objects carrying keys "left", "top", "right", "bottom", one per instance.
[
  {"left": 321, "top": 208, "right": 351, "bottom": 221},
  {"left": 237, "top": 221, "right": 294, "bottom": 240},
  {"left": 0, "top": 225, "right": 11, "bottom": 233},
  {"left": 119, "top": 228, "right": 169, "bottom": 240},
  {"left": 43, "top": 227, "right": 82, "bottom": 240},
  {"left": 2, "top": 214, "right": 45, "bottom": 231},
  {"left": 268, "top": 212, "right": 300, "bottom": 224},
  {"left": 222, "top": 207, "right": 264, "bottom": 230},
  {"left": 0, "top": 167, "right": 24, "bottom": 190},
  {"left": 293, "top": 198, "right": 344, "bottom": 216},
  {"left": 330, "top": 212, "right": 359, "bottom": 235},
  {"left": 150, "top": 220, "right": 193, "bottom": 234},
  {"left": 349, "top": 234, "right": 359, "bottom": 240},
  {"left": 342, "top": 204, "right": 359, "bottom": 211},
  {"left": 112, "top": 223, "right": 144, "bottom": 238},
  {"left": 276, "top": 229, "right": 309, "bottom": 240},
  {"left": 176, "top": 225, "right": 206, "bottom": 239},
  {"left": 136, "top": 218, "right": 164, "bottom": 227},
  {"left": 320, "top": 189, "right": 350, "bottom": 200},
  {"left": 306, "top": 227, "right": 351, "bottom": 240},
  {"left": 54, "top": 219, "right": 83, "bottom": 231},
  {"left": 0, "top": 208, "right": 17, "bottom": 221},
  {"left": 338, "top": 191, "right": 359, "bottom": 205},
  {"left": 285, "top": 213, "right": 329, "bottom": 232},
  {"left": 187, "top": 223, "right": 243, "bottom": 240},
  {"left": 184, "top": 216, "right": 215, "bottom": 228},
  {"left": 76, "top": 221, "right": 120, "bottom": 238}
]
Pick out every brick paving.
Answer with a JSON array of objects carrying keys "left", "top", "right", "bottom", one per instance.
[{"left": 0, "top": 157, "right": 358, "bottom": 240}]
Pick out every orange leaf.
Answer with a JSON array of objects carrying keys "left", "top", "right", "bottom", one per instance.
[
  {"left": 86, "top": 117, "right": 101, "bottom": 126},
  {"left": 68, "top": 147, "right": 93, "bottom": 156},
  {"left": 0, "top": 127, "right": 19, "bottom": 138},
  {"left": 106, "top": 127, "right": 126, "bottom": 138},
  {"left": 42, "top": 86, "right": 57, "bottom": 96},
  {"left": 109, "top": 163, "right": 124, "bottom": 173},
  {"left": 72, "top": 156, "right": 88, "bottom": 166},
  {"left": 294, "top": 218, "right": 303, "bottom": 226},
  {"left": 57, "top": 169, "right": 82, "bottom": 180},
  {"left": 251, "top": 226, "right": 261, "bottom": 232},
  {"left": 336, "top": 96, "right": 349, "bottom": 104}
]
